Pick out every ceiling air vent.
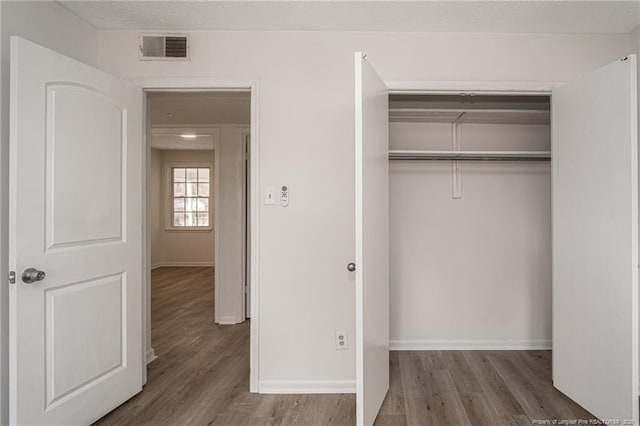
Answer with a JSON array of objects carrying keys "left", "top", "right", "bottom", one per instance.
[{"left": 140, "top": 33, "right": 190, "bottom": 61}]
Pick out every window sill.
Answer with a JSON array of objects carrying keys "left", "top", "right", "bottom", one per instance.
[{"left": 164, "top": 226, "right": 213, "bottom": 233}]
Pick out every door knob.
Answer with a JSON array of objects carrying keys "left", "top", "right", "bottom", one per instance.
[
  {"left": 22, "top": 268, "right": 46, "bottom": 284},
  {"left": 347, "top": 262, "right": 356, "bottom": 272}
]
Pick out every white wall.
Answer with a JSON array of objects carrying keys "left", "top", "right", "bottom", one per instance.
[
  {"left": 150, "top": 148, "right": 163, "bottom": 266},
  {"left": 96, "top": 30, "right": 629, "bottom": 391},
  {"left": 632, "top": 28, "right": 640, "bottom": 175},
  {"left": 0, "top": 2, "right": 100, "bottom": 423},
  {"left": 389, "top": 122, "right": 551, "bottom": 349},
  {"left": 633, "top": 28, "right": 640, "bottom": 220},
  {"left": 215, "top": 125, "right": 250, "bottom": 323},
  {"left": 150, "top": 149, "right": 215, "bottom": 267},
  {"left": 631, "top": 26, "right": 640, "bottom": 391}
]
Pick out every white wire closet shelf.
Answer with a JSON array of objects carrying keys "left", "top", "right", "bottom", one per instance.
[
  {"left": 388, "top": 108, "right": 550, "bottom": 125},
  {"left": 388, "top": 150, "right": 551, "bottom": 161}
]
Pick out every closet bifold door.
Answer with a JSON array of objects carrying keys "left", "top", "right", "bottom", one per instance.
[
  {"left": 552, "top": 55, "right": 638, "bottom": 424},
  {"left": 354, "top": 52, "right": 389, "bottom": 426}
]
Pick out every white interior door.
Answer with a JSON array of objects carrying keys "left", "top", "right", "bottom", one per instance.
[
  {"left": 552, "top": 54, "right": 638, "bottom": 423},
  {"left": 9, "top": 37, "right": 143, "bottom": 425},
  {"left": 354, "top": 52, "right": 389, "bottom": 426}
]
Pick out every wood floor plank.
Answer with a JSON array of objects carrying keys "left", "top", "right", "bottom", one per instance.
[
  {"left": 400, "top": 351, "right": 469, "bottom": 426},
  {"left": 512, "top": 351, "right": 594, "bottom": 421},
  {"left": 432, "top": 369, "right": 473, "bottom": 426},
  {"left": 373, "top": 414, "right": 407, "bottom": 426},
  {"left": 378, "top": 352, "right": 406, "bottom": 416},
  {"left": 507, "top": 352, "right": 575, "bottom": 420},
  {"left": 486, "top": 351, "right": 549, "bottom": 420},
  {"left": 280, "top": 394, "right": 355, "bottom": 426},
  {"left": 462, "top": 350, "right": 529, "bottom": 424},
  {"left": 458, "top": 392, "right": 501, "bottom": 426},
  {"left": 398, "top": 351, "right": 438, "bottom": 424},
  {"left": 94, "top": 267, "right": 601, "bottom": 426}
]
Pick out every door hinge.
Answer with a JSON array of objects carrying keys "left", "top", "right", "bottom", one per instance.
[{"left": 8, "top": 271, "right": 16, "bottom": 284}]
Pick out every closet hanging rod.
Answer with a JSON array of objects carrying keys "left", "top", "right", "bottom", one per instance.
[{"left": 388, "top": 150, "right": 551, "bottom": 162}]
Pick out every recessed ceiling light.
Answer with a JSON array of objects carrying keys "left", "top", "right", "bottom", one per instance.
[{"left": 181, "top": 134, "right": 197, "bottom": 139}]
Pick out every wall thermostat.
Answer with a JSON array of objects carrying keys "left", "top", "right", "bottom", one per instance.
[{"left": 280, "top": 185, "right": 289, "bottom": 207}]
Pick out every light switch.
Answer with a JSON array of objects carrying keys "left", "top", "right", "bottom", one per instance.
[{"left": 265, "top": 187, "right": 275, "bottom": 205}]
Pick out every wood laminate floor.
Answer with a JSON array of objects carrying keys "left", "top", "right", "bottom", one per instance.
[{"left": 96, "top": 267, "right": 595, "bottom": 426}]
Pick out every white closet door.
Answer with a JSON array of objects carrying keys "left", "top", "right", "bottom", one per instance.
[
  {"left": 9, "top": 37, "right": 143, "bottom": 425},
  {"left": 354, "top": 52, "right": 389, "bottom": 426},
  {"left": 552, "top": 55, "right": 638, "bottom": 423}
]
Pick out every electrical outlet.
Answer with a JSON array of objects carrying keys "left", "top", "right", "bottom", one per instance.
[{"left": 335, "top": 330, "right": 348, "bottom": 350}]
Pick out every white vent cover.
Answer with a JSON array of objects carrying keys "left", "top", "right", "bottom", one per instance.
[{"left": 140, "top": 33, "right": 190, "bottom": 61}]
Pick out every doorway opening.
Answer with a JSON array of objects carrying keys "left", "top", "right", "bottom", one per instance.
[{"left": 146, "top": 89, "right": 252, "bottom": 334}]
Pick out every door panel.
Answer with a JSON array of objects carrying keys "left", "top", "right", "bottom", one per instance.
[
  {"left": 354, "top": 52, "right": 389, "bottom": 426},
  {"left": 46, "top": 83, "right": 124, "bottom": 248},
  {"left": 552, "top": 55, "right": 638, "bottom": 423},
  {"left": 46, "top": 274, "right": 125, "bottom": 407},
  {"left": 9, "top": 37, "right": 143, "bottom": 425}
]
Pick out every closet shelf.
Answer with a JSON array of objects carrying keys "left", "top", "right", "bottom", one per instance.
[
  {"left": 388, "top": 150, "right": 551, "bottom": 162},
  {"left": 389, "top": 108, "right": 550, "bottom": 125}
]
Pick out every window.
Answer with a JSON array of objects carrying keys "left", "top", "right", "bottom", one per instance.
[{"left": 172, "top": 167, "right": 210, "bottom": 227}]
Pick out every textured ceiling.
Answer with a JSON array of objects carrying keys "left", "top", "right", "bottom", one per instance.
[
  {"left": 59, "top": 1, "right": 640, "bottom": 34},
  {"left": 149, "top": 91, "right": 250, "bottom": 149},
  {"left": 148, "top": 91, "right": 250, "bottom": 126}
]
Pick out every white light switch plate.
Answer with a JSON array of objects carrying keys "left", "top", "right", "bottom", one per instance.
[{"left": 265, "top": 187, "right": 275, "bottom": 205}]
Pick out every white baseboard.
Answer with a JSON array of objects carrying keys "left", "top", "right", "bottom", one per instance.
[
  {"left": 146, "top": 348, "right": 158, "bottom": 364},
  {"left": 390, "top": 339, "right": 552, "bottom": 351},
  {"left": 216, "top": 315, "right": 243, "bottom": 325},
  {"left": 151, "top": 262, "right": 214, "bottom": 270},
  {"left": 259, "top": 380, "right": 356, "bottom": 394}
]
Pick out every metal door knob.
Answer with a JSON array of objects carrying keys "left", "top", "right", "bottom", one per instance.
[
  {"left": 22, "top": 268, "right": 46, "bottom": 284},
  {"left": 347, "top": 262, "right": 356, "bottom": 272}
]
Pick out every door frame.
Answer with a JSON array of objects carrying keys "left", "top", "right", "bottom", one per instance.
[
  {"left": 138, "top": 78, "right": 261, "bottom": 393},
  {"left": 241, "top": 132, "right": 251, "bottom": 320}
]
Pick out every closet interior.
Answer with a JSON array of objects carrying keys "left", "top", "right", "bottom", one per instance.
[{"left": 388, "top": 94, "right": 553, "bottom": 349}]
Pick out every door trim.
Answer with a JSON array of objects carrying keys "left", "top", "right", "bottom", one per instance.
[
  {"left": 241, "top": 131, "right": 251, "bottom": 321},
  {"left": 139, "top": 78, "right": 261, "bottom": 393}
]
